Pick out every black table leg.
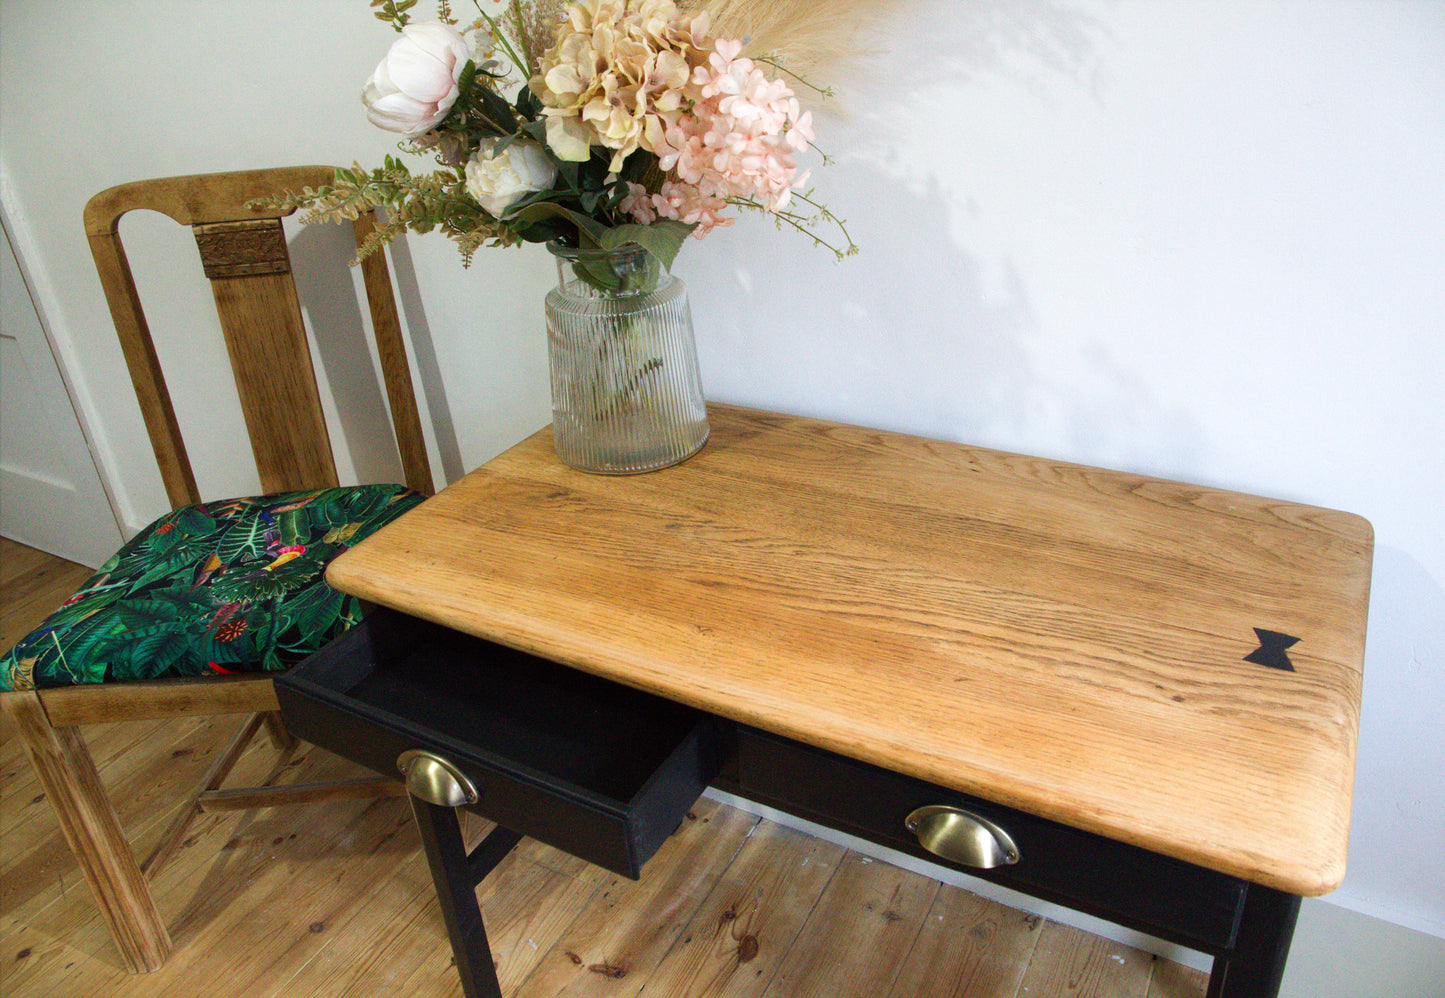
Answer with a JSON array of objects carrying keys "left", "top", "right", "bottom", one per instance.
[
  {"left": 1207, "top": 884, "right": 1302, "bottom": 998},
  {"left": 408, "top": 797, "right": 521, "bottom": 998}
]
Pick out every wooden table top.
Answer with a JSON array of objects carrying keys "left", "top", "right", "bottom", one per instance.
[{"left": 328, "top": 404, "right": 1373, "bottom": 894}]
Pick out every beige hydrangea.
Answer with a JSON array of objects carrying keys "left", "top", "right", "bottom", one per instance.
[{"left": 531, "top": 0, "right": 712, "bottom": 171}]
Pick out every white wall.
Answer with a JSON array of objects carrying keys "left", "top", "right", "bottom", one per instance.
[{"left": 2, "top": 0, "right": 1441, "bottom": 944}]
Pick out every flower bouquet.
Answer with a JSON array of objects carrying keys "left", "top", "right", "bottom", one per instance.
[
  {"left": 290, "top": 0, "right": 856, "bottom": 275},
  {"left": 282, "top": 0, "right": 860, "bottom": 473}
]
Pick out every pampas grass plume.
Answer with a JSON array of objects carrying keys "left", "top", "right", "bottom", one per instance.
[{"left": 684, "top": 0, "right": 888, "bottom": 81}]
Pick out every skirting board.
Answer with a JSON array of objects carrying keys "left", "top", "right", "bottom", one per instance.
[{"left": 1279, "top": 901, "right": 1445, "bottom": 998}]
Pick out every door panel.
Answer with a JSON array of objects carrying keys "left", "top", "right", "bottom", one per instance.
[{"left": 1, "top": 215, "right": 122, "bottom": 568}]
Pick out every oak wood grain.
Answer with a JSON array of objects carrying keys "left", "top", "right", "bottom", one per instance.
[
  {"left": 208, "top": 267, "right": 339, "bottom": 493},
  {"left": 33, "top": 674, "right": 280, "bottom": 728},
  {"left": 327, "top": 404, "right": 1373, "bottom": 895}
]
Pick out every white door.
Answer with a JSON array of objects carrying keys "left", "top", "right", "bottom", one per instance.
[{"left": 1, "top": 214, "right": 123, "bottom": 568}]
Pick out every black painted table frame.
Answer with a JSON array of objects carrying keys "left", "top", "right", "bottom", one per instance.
[
  {"left": 409, "top": 798, "right": 520, "bottom": 998},
  {"left": 405, "top": 721, "right": 1302, "bottom": 998},
  {"left": 723, "top": 724, "right": 1304, "bottom": 998}
]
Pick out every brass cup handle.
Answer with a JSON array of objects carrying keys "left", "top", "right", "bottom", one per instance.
[
  {"left": 905, "top": 805, "right": 1020, "bottom": 869},
  {"left": 397, "top": 750, "right": 479, "bottom": 808}
]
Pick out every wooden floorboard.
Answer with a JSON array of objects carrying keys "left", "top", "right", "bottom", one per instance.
[
  {"left": 638, "top": 820, "right": 846, "bottom": 998},
  {"left": 0, "top": 538, "right": 92, "bottom": 657},
  {"left": 1, "top": 541, "right": 1206, "bottom": 997}
]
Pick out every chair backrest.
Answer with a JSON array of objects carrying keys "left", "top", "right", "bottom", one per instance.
[{"left": 83, "top": 166, "right": 433, "bottom": 508}]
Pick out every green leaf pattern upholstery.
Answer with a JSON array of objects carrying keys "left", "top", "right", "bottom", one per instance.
[{"left": 1, "top": 485, "right": 423, "bottom": 691}]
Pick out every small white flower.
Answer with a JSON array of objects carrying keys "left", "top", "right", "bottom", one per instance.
[
  {"left": 461, "top": 20, "right": 497, "bottom": 62},
  {"left": 465, "top": 140, "right": 558, "bottom": 218},
  {"left": 463, "top": 20, "right": 510, "bottom": 79}
]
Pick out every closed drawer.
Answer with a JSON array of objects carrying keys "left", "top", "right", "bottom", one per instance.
[
  {"left": 275, "top": 610, "right": 724, "bottom": 879},
  {"left": 728, "top": 726, "right": 1246, "bottom": 953}
]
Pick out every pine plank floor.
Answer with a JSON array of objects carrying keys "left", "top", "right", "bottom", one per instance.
[{"left": 1, "top": 539, "right": 1207, "bottom": 997}]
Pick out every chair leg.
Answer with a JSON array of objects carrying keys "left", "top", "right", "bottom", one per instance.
[
  {"left": 260, "top": 710, "right": 296, "bottom": 753},
  {"left": 2, "top": 692, "right": 172, "bottom": 973}
]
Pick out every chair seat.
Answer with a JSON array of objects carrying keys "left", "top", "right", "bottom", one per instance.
[{"left": 1, "top": 485, "right": 423, "bottom": 691}]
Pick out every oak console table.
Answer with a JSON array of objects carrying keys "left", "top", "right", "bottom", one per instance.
[{"left": 277, "top": 404, "right": 1373, "bottom": 998}]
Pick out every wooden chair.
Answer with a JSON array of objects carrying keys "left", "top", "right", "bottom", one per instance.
[{"left": 0, "top": 167, "right": 433, "bottom": 974}]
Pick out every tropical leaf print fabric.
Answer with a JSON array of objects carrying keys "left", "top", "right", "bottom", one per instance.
[{"left": 1, "top": 485, "right": 423, "bottom": 691}]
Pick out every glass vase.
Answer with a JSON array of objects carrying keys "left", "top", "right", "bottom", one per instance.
[{"left": 544, "top": 243, "right": 709, "bottom": 474}]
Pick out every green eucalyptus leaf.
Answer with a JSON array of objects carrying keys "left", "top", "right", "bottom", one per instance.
[
  {"left": 556, "top": 159, "right": 581, "bottom": 194},
  {"left": 456, "top": 60, "right": 477, "bottom": 96},
  {"left": 474, "top": 84, "right": 517, "bottom": 136},
  {"left": 600, "top": 221, "right": 696, "bottom": 272},
  {"left": 515, "top": 219, "right": 572, "bottom": 244},
  {"left": 508, "top": 201, "right": 607, "bottom": 244},
  {"left": 516, "top": 87, "right": 543, "bottom": 120}
]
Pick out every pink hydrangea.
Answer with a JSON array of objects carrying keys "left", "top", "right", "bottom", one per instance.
[
  {"left": 621, "top": 181, "right": 733, "bottom": 238},
  {"left": 620, "top": 181, "right": 658, "bottom": 224},
  {"left": 651, "top": 182, "right": 733, "bottom": 236},
  {"left": 643, "top": 39, "right": 814, "bottom": 218}
]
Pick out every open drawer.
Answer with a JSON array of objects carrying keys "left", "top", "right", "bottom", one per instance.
[{"left": 275, "top": 609, "right": 725, "bottom": 878}]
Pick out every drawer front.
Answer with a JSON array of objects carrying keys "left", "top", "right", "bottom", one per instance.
[
  {"left": 729, "top": 726, "right": 1246, "bottom": 953},
  {"left": 276, "top": 611, "right": 723, "bottom": 879}
]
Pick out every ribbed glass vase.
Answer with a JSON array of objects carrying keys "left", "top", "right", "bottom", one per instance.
[{"left": 544, "top": 243, "right": 708, "bottom": 474}]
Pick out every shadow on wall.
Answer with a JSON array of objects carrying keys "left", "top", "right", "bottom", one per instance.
[
  {"left": 690, "top": 0, "right": 1206, "bottom": 476},
  {"left": 812, "top": 0, "right": 1108, "bottom": 109},
  {"left": 290, "top": 222, "right": 394, "bottom": 484},
  {"left": 280, "top": 0, "right": 1126, "bottom": 492},
  {"left": 690, "top": 166, "right": 1033, "bottom": 444},
  {"left": 383, "top": 235, "right": 466, "bottom": 485},
  {"left": 290, "top": 220, "right": 462, "bottom": 491},
  {"left": 923, "top": 0, "right": 1109, "bottom": 95},
  {"left": 691, "top": 160, "right": 1203, "bottom": 477}
]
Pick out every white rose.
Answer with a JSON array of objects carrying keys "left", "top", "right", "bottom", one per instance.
[
  {"left": 362, "top": 21, "right": 472, "bottom": 137},
  {"left": 465, "top": 141, "right": 559, "bottom": 218}
]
